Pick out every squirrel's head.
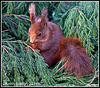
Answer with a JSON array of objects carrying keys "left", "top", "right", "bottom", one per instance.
[{"left": 28, "top": 3, "right": 48, "bottom": 43}]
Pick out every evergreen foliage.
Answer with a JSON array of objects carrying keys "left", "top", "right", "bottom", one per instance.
[{"left": 1, "top": 1, "right": 99, "bottom": 87}]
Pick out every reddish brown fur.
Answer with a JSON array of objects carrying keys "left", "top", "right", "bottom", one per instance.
[
  {"left": 28, "top": 4, "right": 94, "bottom": 77},
  {"left": 52, "top": 37, "right": 94, "bottom": 77},
  {"left": 28, "top": 3, "right": 63, "bottom": 67}
]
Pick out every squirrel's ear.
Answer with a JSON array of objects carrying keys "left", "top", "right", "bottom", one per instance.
[
  {"left": 41, "top": 7, "right": 48, "bottom": 27},
  {"left": 29, "top": 3, "right": 36, "bottom": 24}
]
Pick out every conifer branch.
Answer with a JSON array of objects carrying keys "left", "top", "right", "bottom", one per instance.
[
  {"left": 89, "top": 74, "right": 98, "bottom": 85},
  {"left": 2, "top": 41, "right": 37, "bottom": 55},
  {"left": 3, "top": 69, "right": 8, "bottom": 78},
  {"left": 2, "top": 45, "right": 9, "bottom": 54},
  {"left": 3, "top": 29, "right": 9, "bottom": 32},
  {"left": 3, "top": 14, "right": 31, "bottom": 21},
  {"left": 7, "top": 17, "right": 18, "bottom": 27},
  {"left": 53, "top": 60, "right": 68, "bottom": 75}
]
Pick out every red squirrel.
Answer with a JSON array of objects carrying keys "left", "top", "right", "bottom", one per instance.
[{"left": 28, "top": 3, "right": 94, "bottom": 78}]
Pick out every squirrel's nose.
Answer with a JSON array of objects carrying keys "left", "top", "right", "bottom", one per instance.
[{"left": 30, "top": 38, "right": 35, "bottom": 43}]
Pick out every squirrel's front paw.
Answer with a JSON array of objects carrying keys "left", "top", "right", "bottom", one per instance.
[{"left": 35, "top": 49, "right": 40, "bottom": 52}]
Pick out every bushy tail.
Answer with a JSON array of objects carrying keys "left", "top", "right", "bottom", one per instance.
[{"left": 53, "top": 37, "right": 94, "bottom": 78}]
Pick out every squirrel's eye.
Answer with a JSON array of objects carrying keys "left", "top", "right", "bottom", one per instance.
[{"left": 38, "top": 33, "right": 41, "bottom": 36}]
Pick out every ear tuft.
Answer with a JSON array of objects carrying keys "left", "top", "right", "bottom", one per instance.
[
  {"left": 41, "top": 7, "right": 48, "bottom": 27},
  {"left": 41, "top": 7, "right": 48, "bottom": 17},
  {"left": 29, "top": 3, "right": 36, "bottom": 23}
]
